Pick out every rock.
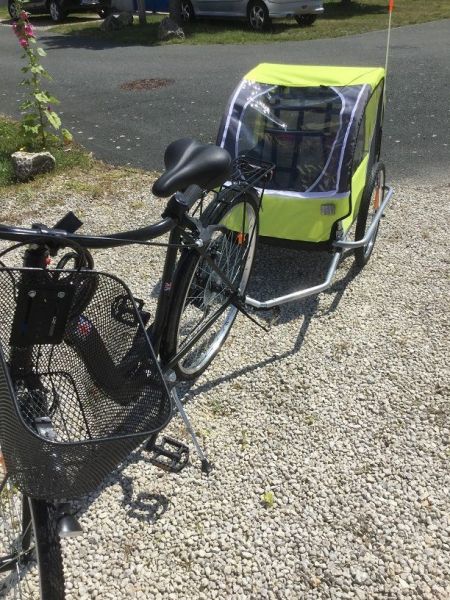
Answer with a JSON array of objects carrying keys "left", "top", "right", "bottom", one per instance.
[
  {"left": 100, "top": 12, "right": 133, "bottom": 32},
  {"left": 11, "top": 150, "right": 55, "bottom": 182},
  {"left": 350, "top": 566, "right": 369, "bottom": 585},
  {"left": 157, "top": 17, "right": 185, "bottom": 41}
]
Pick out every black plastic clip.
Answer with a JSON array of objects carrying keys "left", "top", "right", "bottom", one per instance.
[{"left": 147, "top": 436, "right": 189, "bottom": 473}]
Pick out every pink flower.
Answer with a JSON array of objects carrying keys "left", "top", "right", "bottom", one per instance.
[
  {"left": 24, "top": 23, "right": 34, "bottom": 37},
  {"left": 19, "top": 10, "right": 29, "bottom": 20},
  {"left": 19, "top": 38, "right": 28, "bottom": 48}
]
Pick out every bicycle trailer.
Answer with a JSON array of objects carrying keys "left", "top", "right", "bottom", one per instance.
[{"left": 217, "top": 63, "right": 394, "bottom": 309}]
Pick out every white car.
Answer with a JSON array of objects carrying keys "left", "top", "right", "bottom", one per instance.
[{"left": 181, "top": 0, "right": 323, "bottom": 31}]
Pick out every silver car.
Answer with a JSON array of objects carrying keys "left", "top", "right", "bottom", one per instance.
[{"left": 181, "top": 0, "right": 323, "bottom": 31}]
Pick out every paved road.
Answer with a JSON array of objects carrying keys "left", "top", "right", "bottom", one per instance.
[{"left": 0, "top": 19, "right": 449, "bottom": 179}]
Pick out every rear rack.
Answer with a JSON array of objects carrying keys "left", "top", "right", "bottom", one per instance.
[
  {"left": 229, "top": 156, "right": 274, "bottom": 189},
  {"left": 214, "top": 157, "right": 274, "bottom": 208}
]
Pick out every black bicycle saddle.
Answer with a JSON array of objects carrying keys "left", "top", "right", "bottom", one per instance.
[{"left": 152, "top": 138, "right": 232, "bottom": 198}]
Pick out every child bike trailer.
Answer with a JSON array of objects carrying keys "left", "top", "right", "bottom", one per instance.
[{"left": 217, "top": 63, "right": 394, "bottom": 309}]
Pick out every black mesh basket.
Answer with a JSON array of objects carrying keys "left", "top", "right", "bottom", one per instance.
[{"left": 0, "top": 265, "right": 172, "bottom": 500}]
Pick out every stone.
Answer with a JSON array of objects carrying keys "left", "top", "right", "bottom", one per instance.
[
  {"left": 157, "top": 17, "right": 185, "bottom": 42},
  {"left": 11, "top": 151, "right": 55, "bottom": 182},
  {"left": 100, "top": 12, "right": 133, "bottom": 32},
  {"left": 350, "top": 567, "right": 369, "bottom": 585}
]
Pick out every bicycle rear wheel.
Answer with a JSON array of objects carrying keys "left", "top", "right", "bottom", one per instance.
[
  {"left": 0, "top": 453, "right": 65, "bottom": 599},
  {"left": 354, "top": 162, "right": 385, "bottom": 268},
  {"left": 162, "top": 190, "right": 259, "bottom": 380}
]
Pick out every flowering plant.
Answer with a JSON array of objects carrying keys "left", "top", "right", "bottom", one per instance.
[{"left": 12, "top": 6, "right": 72, "bottom": 149}]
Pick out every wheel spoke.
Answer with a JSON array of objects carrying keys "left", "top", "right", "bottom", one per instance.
[
  {"left": 0, "top": 455, "right": 39, "bottom": 598},
  {"left": 173, "top": 197, "right": 258, "bottom": 376}
]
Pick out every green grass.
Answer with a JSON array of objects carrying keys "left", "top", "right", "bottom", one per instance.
[
  {"left": 38, "top": 0, "right": 450, "bottom": 45},
  {"left": 0, "top": 117, "right": 92, "bottom": 187}
]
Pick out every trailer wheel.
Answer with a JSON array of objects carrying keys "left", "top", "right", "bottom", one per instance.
[{"left": 354, "top": 161, "right": 385, "bottom": 268}]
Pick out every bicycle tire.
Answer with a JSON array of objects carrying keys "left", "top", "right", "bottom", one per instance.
[
  {"left": 162, "top": 190, "right": 259, "bottom": 380},
  {"left": 1, "top": 459, "right": 65, "bottom": 599},
  {"left": 354, "top": 161, "right": 386, "bottom": 268}
]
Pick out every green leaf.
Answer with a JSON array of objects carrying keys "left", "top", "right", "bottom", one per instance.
[
  {"left": 34, "top": 91, "right": 51, "bottom": 104},
  {"left": 22, "top": 125, "right": 40, "bottom": 135},
  {"left": 21, "top": 66, "right": 30, "bottom": 73},
  {"left": 37, "top": 47, "right": 47, "bottom": 57},
  {"left": 260, "top": 490, "right": 275, "bottom": 508},
  {"left": 20, "top": 100, "right": 34, "bottom": 110},
  {"left": 46, "top": 110, "right": 61, "bottom": 130},
  {"left": 46, "top": 95, "right": 60, "bottom": 105},
  {"left": 61, "top": 128, "right": 73, "bottom": 143},
  {"left": 30, "top": 65, "right": 45, "bottom": 75},
  {"left": 21, "top": 113, "right": 39, "bottom": 123}
]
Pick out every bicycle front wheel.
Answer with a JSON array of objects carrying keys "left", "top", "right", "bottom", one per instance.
[
  {"left": 0, "top": 454, "right": 65, "bottom": 599},
  {"left": 162, "top": 191, "right": 259, "bottom": 380}
]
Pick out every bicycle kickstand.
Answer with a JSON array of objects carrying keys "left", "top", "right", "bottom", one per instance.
[{"left": 170, "top": 385, "right": 213, "bottom": 475}]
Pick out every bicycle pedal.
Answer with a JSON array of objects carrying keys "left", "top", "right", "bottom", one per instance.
[{"left": 148, "top": 436, "right": 189, "bottom": 473}]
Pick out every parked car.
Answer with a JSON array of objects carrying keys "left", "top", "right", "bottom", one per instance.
[
  {"left": 180, "top": 0, "right": 323, "bottom": 31},
  {"left": 8, "top": 0, "right": 112, "bottom": 22}
]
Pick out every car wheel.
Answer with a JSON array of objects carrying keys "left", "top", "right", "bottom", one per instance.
[
  {"left": 8, "top": 0, "right": 20, "bottom": 19},
  {"left": 295, "top": 14, "right": 317, "bottom": 26},
  {"left": 247, "top": 0, "right": 270, "bottom": 31},
  {"left": 49, "top": 0, "right": 66, "bottom": 22},
  {"left": 181, "top": 0, "right": 195, "bottom": 22}
]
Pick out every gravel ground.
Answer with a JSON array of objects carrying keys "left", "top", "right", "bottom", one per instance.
[{"left": 1, "top": 169, "right": 449, "bottom": 599}]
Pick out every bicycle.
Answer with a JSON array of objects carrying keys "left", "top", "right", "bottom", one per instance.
[{"left": 0, "top": 137, "right": 273, "bottom": 599}]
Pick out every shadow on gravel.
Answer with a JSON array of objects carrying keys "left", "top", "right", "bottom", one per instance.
[
  {"left": 248, "top": 241, "right": 360, "bottom": 325},
  {"left": 192, "top": 242, "right": 361, "bottom": 396},
  {"left": 119, "top": 475, "right": 170, "bottom": 523},
  {"left": 71, "top": 447, "right": 171, "bottom": 524}
]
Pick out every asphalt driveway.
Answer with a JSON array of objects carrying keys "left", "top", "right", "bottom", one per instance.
[{"left": 0, "top": 19, "right": 449, "bottom": 179}]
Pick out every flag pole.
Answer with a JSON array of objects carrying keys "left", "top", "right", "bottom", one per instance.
[{"left": 383, "top": 0, "right": 394, "bottom": 105}]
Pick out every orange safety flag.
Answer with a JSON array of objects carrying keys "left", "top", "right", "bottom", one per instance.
[{"left": 388, "top": 0, "right": 394, "bottom": 12}]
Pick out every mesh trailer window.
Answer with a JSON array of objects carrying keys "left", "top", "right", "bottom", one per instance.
[{"left": 236, "top": 86, "right": 343, "bottom": 193}]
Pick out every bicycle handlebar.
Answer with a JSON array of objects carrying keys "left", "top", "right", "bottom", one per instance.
[
  {"left": 0, "top": 217, "right": 177, "bottom": 249},
  {"left": 0, "top": 182, "right": 210, "bottom": 249}
]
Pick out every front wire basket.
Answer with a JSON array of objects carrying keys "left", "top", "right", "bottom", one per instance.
[{"left": 0, "top": 263, "right": 172, "bottom": 500}]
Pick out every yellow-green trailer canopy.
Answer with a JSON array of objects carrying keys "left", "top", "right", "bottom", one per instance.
[
  {"left": 244, "top": 63, "right": 385, "bottom": 89},
  {"left": 217, "top": 64, "right": 385, "bottom": 244}
]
